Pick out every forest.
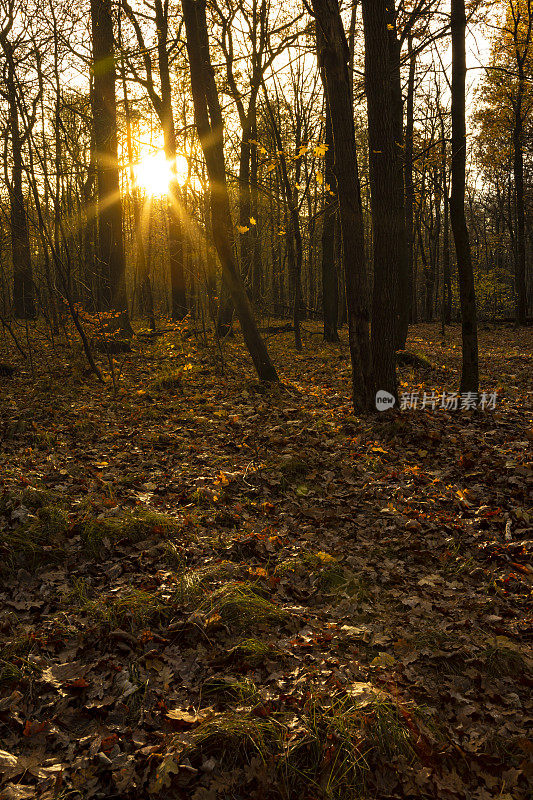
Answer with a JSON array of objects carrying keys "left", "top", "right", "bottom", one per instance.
[{"left": 0, "top": 0, "right": 532, "bottom": 798}]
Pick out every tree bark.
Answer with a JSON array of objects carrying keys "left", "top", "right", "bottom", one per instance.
[
  {"left": 0, "top": 31, "right": 36, "bottom": 319},
  {"left": 450, "top": 0, "right": 478, "bottom": 393},
  {"left": 386, "top": 8, "right": 409, "bottom": 350},
  {"left": 362, "top": 0, "right": 400, "bottom": 399},
  {"left": 321, "top": 76, "right": 339, "bottom": 342},
  {"left": 90, "top": 0, "right": 129, "bottom": 326},
  {"left": 513, "top": 74, "right": 527, "bottom": 324},
  {"left": 312, "top": 0, "right": 373, "bottom": 411},
  {"left": 182, "top": 0, "right": 278, "bottom": 381},
  {"left": 403, "top": 34, "right": 416, "bottom": 337}
]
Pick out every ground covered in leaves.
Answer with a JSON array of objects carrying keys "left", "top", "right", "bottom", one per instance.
[{"left": 0, "top": 321, "right": 532, "bottom": 800}]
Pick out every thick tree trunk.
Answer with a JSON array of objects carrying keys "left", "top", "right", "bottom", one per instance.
[
  {"left": 362, "top": 0, "right": 400, "bottom": 399},
  {"left": 312, "top": 0, "right": 373, "bottom": 411},
  {"left": 450, "top": 0, "right": 478, "bottom": 394},
  {"left": 321, "top": 79, "right": 339, "bottom": 342},
  {"left": 182, "top": 0, "right": 278, "bottom": 381},
  {"left": 90, "top": 0, "right": 129, "bottom": 325}
]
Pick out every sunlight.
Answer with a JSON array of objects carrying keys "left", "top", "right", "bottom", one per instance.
[{"left": 133, "top": 150, "right": 189, "bottom": 195}]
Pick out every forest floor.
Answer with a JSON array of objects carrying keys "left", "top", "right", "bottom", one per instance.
[{"left": 0, "top": 321, "right": 531, "bottom": 800}]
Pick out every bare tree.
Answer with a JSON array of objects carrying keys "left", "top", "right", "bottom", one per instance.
[
  {"left": 450, "top": 0, "right": 478, "bottom": 393},
  {"left": 182, "top": 0, "right": 278, "bottom": 382},
  {"left": 90, "top": 0, "right": 130, "bottom": 328}
]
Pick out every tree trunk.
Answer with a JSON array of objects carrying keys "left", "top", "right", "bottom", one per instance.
[
  {"left": 321, "top": 77, "right": 339, "bottom": 342},
  {"left": 513, "top": 76, "right": 527, "bottom": 324},
  {"left": 154, "top": 0, "right": 187, "bottom": 320},
  {"left": 90, "top": 0, "right": 130, "bottom": 326},
  {"left": 312, "top": 0, "right": 373, "bottom": 411},
  {"left": 1, "top": 38, "right": 35, "bottom": 319},
  {"left": 450, "top": 0, "right": 478, "bottom": 394},
  {"left": 387, "top": 9, "right": 409, "bottom": 350},
  {"left": 439, "top": 106, "right": 452, "bottom": 325},
  {"left": 182, "top": 0, "right": 278, "bottom": 381},
  {"left": 264, "top": 91, "right": 303, "bottom": 350},
  {"left": 403, "top": 35, "right": 416, "bottom": 336},
  {"left": 362, "top": 0, "right": 400, "bottom": 399},
  {"left": 119, "top": 20, "right": 155, "bottom": 330}
]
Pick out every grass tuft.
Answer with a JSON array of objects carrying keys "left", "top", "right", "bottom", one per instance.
[
  {"left": 150, "top": 370, "right": 183, "bottom": 392},
  {"left": 0, "top": 503, "right": 69, "bottom": 573},
  {"left": 80, "top": 509, "right": 184, "bottom": 556},
  {"left": 197, "top": 582, "right": 286, "bottom": 632},
  {"left": 65, "top": 580, "right": 168, "bottom": 631}
]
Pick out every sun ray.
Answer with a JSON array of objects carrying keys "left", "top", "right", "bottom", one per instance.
[{"left": 133, "top": 150, "right": 189, "bottom": 196}]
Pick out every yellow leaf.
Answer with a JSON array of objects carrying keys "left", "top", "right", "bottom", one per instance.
[
  {"left": 237, "top": 225, "right": 249, "bottom": 234},
  {"left": 249, "top": 217, "right": 257, "bottom": 225},
  {"left": 370, "top": 652, "right": 395, "bottom": 668},
  {"left": 316, "top": 551, "right": 336, "bottom": 563}
]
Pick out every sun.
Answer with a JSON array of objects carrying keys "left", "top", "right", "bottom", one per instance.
[{"left": 133, "top": 151, "right": 189, "bottom": 196}]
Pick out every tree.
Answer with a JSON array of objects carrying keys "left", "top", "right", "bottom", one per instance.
[
  {"left": 90, "top": 0, "right": 129, "bottom": 325},
  {"left": 121, "top": 0, "right": 188, "bottom": 320},
  {"left": 312, "top": 0, "right": 374, "bottom": 411},
  {"left": 476, "top": 0, "right": 533, "bottom": 323},
  {"left": 450, "top": 0, "right": 479, "bottom": 392},
  {"left": 182, "top": 0, "right": 278, "bottom": 382},
  {"left": 321, "top": 99, "right": 338, "bottom": 342},
  {"left": 0, "top": 2, "right": 36, "bottom": 319},
  {"left": 361, "top": 0, "right": 401, "bottom": 399}
]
